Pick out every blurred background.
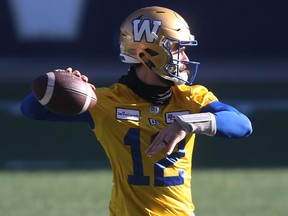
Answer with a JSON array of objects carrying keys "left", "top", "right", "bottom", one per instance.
[{"left": 1, "top": 0, "right": 288, "bottom": 170}]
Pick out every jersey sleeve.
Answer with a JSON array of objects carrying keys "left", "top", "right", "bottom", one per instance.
[
  {"left": 190, "top": 85, "right": 218, "bottom": 108},
  {"left": 88, "top": 87, "right": 118, "bottom": 139},
  {"left": 178, "top": 85, "right": 218, "bottom": 112}
]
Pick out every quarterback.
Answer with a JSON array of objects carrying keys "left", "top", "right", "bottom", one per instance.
[{"left": 21, "top": 6, "right": 253, "bottom": 216}]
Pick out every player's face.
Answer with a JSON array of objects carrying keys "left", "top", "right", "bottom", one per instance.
[{"left": 171, "top": 47, "right": 190, "bottom": 81}]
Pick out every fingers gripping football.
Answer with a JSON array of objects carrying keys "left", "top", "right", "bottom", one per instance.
[
  {"left": 32, "top": 67, "right": 97, "bottom": 115},
  {"left": 65, "top": 67, "right": 96, "bottom": 90}
]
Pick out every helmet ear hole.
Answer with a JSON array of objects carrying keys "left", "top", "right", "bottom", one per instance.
[
  {"left": 145, "top": 48, "right": 159, "bottom": 57},
  {"left": 139, "top": 52, "right": 156, "bottom": 70}
]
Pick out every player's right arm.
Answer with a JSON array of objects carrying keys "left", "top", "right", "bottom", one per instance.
[
  {"left": 21, "top": 67, "right": 94, "bottom": 127},
  {"left": 21, "top": 92, "right": 94, "bottom": 127}
]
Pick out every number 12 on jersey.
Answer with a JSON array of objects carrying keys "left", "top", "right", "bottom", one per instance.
[{"left": 124, "top": 128, "right": 186, "bottom": 187}]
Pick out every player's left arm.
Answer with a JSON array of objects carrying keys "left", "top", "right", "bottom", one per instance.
[
  {"left": 146, "top": 101, "right": 253, "bottom": 157},
  {"left": 201, "top": 100, "right": 253, "bottom": 138},
  {"left": 175, "top": 100, "right": 252, "bottom": 138}
]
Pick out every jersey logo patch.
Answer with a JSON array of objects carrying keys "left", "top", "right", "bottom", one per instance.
[
  {"left": 149, "top": 118, "right": 160, "bottom": 126},
  {"left": 165, "top": 111, "right": 190, "bottom": 124},
  {"left": 116, "top": 108, "right": 140, "bottom": 121},
  {"left": 149, "top": 105, "right": 160, "bottom": 114},
  {"left": 132, "top": 19, "right": 162, "bottom": 43}
]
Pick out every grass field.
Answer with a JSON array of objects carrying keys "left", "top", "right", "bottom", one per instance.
[{"left": 0, "top": 169, "right": 287, "bottom": 216}]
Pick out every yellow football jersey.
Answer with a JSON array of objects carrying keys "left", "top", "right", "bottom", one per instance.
[{"left": 89, "top": 83, "right": 217, "bottom": 216}]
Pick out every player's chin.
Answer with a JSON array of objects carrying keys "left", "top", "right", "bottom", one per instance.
[{"left": 178, "top": 70, "right": 189, "bottom": 82}]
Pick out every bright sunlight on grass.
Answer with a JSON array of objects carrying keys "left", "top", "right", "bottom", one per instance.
[{"left": 0, "top": 169, "right": 287, "bottom": 216}]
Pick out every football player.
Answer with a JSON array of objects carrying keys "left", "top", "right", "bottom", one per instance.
[{"left": 21, "top": 6, "right": 253, "bottom": 216}]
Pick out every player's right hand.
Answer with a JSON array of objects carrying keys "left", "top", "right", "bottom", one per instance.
[{"left": 61, "top": 67, "right": 96, "bottom": 91}]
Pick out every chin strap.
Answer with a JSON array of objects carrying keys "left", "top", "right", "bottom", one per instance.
[{"left": 175, "top": 112, "right": 217, "bottom": 136}]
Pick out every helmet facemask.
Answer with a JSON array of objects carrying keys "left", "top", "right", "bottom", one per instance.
[{"left": 156, "top": 36, "right": 200, "bottom": 86}]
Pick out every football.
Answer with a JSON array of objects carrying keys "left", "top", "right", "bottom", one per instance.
[{"left": 31, "top": 71, "right": 97, "bottom": 115}]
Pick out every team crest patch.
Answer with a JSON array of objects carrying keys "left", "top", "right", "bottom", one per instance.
[
  {"left": 165, "top": 111, "right": 189, "bottom": 124},
  {"left": 116, "top": 108, "right": 140, "bottom": 121}
]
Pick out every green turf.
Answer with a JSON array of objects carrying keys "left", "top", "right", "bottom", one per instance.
[
  {"left": 0, "top": 170, "right": 111, "bottom": 216},
  {"left": 0, "top": 169, "right": 287, "bottom": 216},
  {"left": 192, "top": 169, "right": 288, "bottom": 216}
]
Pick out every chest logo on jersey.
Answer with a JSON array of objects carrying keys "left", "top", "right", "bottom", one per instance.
[
  {"left": 116, "top": 108, "right": 140, "bottom": 121},
  {"left": 165, "top": 111, "right": 190, "bottom": 124}
]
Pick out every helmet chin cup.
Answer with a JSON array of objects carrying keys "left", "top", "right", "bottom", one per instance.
[
  {"left": 161, "top": 37, "right": 200, "bottom": 85},
  {"left": 162, "top": 61, "right": 200, "bottom": 85}
]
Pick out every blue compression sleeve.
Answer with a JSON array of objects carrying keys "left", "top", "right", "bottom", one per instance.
[
  {"left": 201, "top": 101, "right": 252, "bottom": 138},
  {"left": 20, "top": 93, "right": 94, "bottom": 128}
]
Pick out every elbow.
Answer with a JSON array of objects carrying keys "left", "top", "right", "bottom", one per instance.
[
  {"left": 232, "top": 115, "right": 253, "bottom": 138},
  {"left": 20, "top": 102, "right": 41, "bottom": 120},
  {"left": 241, "top": 117, "right": 253, "bottom": 137},
  {"left": 234, "top": 112, "right": 253, "bottom": 138},
  {"left": 229, "top": 115, "right": 253, "bottom": 138},
  {"left": 20, "top": 97, "right": 48, "bottom": 120},
  {"left": 214, "top": 112, "right": 253, "bottom": 138}
]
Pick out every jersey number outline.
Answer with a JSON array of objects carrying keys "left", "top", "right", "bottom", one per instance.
[{"left": 124, "top": 128, "right": 186, "bottom": 186}]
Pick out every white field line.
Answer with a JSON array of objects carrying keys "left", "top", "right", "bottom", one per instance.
[
  {"left": 1, "top": 99, "right": 288, "bottom": 117},
  {"left": 227, "top": 99, "right": 288, "bottom": 115}
]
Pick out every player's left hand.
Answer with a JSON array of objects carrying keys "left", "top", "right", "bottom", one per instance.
[{"left": 145, "top": 121, "right": 186, "bottom": 157}]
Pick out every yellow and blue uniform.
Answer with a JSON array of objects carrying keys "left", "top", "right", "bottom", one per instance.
[
  {"left": 89, "top": 83, "right": 217, "bottom": 215},
  {"left": 20, "top": 75, "right": 252, "bottom": 216}
]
